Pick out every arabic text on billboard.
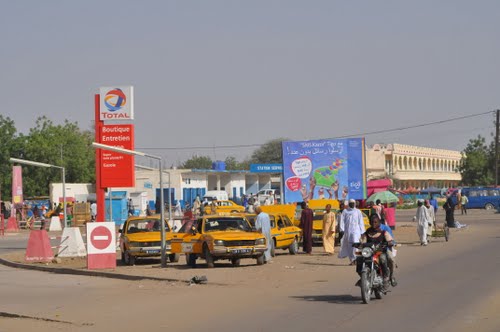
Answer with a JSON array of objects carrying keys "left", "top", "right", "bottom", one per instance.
[{"left": 282, "top": 138, "right": 366, "bottom": 203}]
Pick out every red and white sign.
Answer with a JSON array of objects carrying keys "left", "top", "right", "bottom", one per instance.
[
  {"left": 98, "top": 124, "right": 135, "bottom": 188},
  {"left": 99, "top": 86, "right": 134, "bottom": 120},
  {"left": 87, "top": 222, "right": 116, "bottom": 269}
]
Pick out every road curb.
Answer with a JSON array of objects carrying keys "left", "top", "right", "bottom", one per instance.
[{"left": 0, "top": 256, "right": 190, "bottom": 284}]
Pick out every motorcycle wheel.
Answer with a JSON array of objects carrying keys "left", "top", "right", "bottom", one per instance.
[{"left": 360, "top": 270, "right": 372, "bottom": 304}]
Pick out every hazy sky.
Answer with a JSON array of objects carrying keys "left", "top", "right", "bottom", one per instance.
[{"left": 2, "top": 1, "right": 499, "bottom": 167}]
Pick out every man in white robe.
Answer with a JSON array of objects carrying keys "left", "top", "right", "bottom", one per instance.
[
  {"left": 338, "top": 199, "right": 365, "bottom": 264},
  {"left": 414, "top": 199, "right": 430, "bottom": 246}
]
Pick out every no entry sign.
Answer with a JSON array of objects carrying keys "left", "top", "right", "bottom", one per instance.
[{"left": 87, "top": 222, "right": 116, "bottom": 269}]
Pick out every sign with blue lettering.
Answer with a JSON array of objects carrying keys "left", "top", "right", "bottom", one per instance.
[
  {"left": 250, "top": 164, "right": 283, "bottom": 173},
  {"left": 144, "top": 181, "right": 153, "bottom": 189},
  {"left": 282, "top": 138, "right": 366, "bottom": 203}
]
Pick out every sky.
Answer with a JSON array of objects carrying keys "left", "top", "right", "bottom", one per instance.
[{"left": 1, "top": 1, "right": 499, "bottom": 167}]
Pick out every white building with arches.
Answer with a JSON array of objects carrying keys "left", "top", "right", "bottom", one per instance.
[{"left": 366, "top": 143, "right": 462, "bottom": 190}]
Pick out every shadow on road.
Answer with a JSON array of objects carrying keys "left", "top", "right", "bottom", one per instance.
[
  {"left": 292, "top": 294, "right": 361, "bottom": 305},
  {"left": 300, "top": 261, "right": 349, "bottom": 267}
]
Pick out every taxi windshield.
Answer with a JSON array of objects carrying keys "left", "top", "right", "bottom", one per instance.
[
  {"left": 126, "top": 218, "right": 170, "bottom": 234},
  {"left": 204, "top": 218, "right": 252, "bottom": 232}
]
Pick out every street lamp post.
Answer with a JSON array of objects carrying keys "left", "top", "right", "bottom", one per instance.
[
  {"left": 9, "top": 157, "right": 67, "bottom": 227},
  {"left": 92, "top": 142, "right": 168, "bottom": 268}
]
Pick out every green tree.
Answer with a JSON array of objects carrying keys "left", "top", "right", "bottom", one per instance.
[
  {"left": 180, "top": 155, "right": 213, "bottom": 169},
  {"left": 460, "top": 135, "right": 494, "bottom": 186},
  {"left": 0, "top": 115, "right": 21, "bottom": 199},
  {"left": 250, "top": 138, "right": 287, "bottom": 164},
  {"left": 11, "top": 116, "right": 95, "bottom": 197}
]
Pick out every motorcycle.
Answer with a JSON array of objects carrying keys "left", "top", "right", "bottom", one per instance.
[{"left": 353, "top": 242, "right": 394, "bottom": 304}]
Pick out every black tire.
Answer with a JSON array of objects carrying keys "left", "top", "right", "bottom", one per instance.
[
  {"left": 270, "top": 239, "right": 276, "bottom": 257},
  {"left": 186, "top": 253, "right": 197, "bottom": 267},
  {"left": 168, "top": 253, "right": 180, "bottom": 263},
  {"left": 204, "top": 246, "right": 215, "bottom": 268},
  {"left": 231, "top": 258, "right": 241, "bottom": 267},
  {"left": 360, "top": 269, "right": 372, "bottom": 304},
  {"left": 123, "top": 251, "right": 135, "bottom": 266},
  {"left": 256, "top": 255, "right": 265, "bottom": 265},
  {"left": 289, "top": 237, "right": 299, "bottom": 255},
  {"left": 485, "top": 203, "right": 495, "bottom": 210}
]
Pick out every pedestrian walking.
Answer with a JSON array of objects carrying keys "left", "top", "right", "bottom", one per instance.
[
  {"left": 299, "top": 201, "right": 313, "bottom": 254},
  {"left": 322, "top": 203, "right": 336, "bottom": 255},
  {"left": 443, "top": 196, "right": 456, "bottom": 228},
  {"left": 255, "top": 206, "right": 272, "bottom": 263},
  {"left": 338, "top": 199, "right": 365, "bottom": 264},
  {"left": 461, "top": 194, "right": 468, "bottom": 215}
]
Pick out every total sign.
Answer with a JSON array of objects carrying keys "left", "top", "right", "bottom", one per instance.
[
  {"left": 99, "top": 86, "right": 134, "bottom": 120},
  {"left": 87, "top": 222, "right": 116, "bottom": 270}
]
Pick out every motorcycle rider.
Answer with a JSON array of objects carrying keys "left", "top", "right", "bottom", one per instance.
[{"left": 355, "top": 213, "right": 394, "bottom": 290}]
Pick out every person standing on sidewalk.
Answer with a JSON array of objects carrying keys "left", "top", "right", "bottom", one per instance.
[{"left": 322, "top": 203, "right": 336, "bottom": 255}]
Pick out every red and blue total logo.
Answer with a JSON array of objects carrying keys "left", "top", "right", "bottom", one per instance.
[{"left": 104, "top": 88, "right": 127, "bottom": 112}]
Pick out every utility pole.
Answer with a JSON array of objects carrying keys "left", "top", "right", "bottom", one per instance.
[{"left": 496, "top": 109, "right": 499, "bottom": 186}]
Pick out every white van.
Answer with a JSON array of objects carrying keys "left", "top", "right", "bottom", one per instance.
[{"left": 202, "top": 190, "right": 229, "bottom": 202}]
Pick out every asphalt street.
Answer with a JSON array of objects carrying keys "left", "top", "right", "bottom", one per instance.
[{"left": 0, "top": 210, "right": 498, "bottom": 332}]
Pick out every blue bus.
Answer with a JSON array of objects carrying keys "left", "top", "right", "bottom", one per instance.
[{"left": 461, "top": 187, "right": 500, "bottom": 210}]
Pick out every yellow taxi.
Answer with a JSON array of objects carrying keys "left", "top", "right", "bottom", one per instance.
[
  {"left": 203, "top": 200, "right": 245, "bottom": 214},
  {"left": 246, "top": 212, "right": 302, "bottom": 256},
  {"left": 170, "top": 214, "right": 267, "bottom": 268},
  {"left": 119, "top": 215, "right": 178, "bottom": 266}
]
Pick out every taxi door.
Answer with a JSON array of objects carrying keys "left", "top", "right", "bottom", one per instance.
[{"left": 274, "top": 215, "right": 290, "bottom": 248}]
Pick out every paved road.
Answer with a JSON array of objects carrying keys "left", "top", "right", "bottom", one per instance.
[{"left": 0, "top": 210, "right": 498, "bottom": 331}]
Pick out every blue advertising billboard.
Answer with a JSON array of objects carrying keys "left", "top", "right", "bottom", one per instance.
[{"left": 282, "top": 138, "right": 366, "bottom": 203}]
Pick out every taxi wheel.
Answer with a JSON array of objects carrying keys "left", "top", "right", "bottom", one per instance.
[
  {"left": 124, "top": 251, "right": 135, "bottom": 266},
  {"left": 256, "top": 255, "right": 265, "bottom": 265},
  {"left": 289, "top": 238, "right": 299, "bottom": 255},
  {"left": 270, "top": 239, "right": 276, "bottom": 257},
  {"left": 231, "top": 258, "right": 241, "bottom": 267},
  {"left": 204, "top": 246, "right": 215, "bottom": 268},
  {"left": 169, "top": 253, "right": 180, "bottom": 263}
]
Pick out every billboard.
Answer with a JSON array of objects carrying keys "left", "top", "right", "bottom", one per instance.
[
  {"left": 98, "top": 124, "right": 135, "bottom": 188},
  {"left": 99, "top": 86, "right": 134, "bottom": 120},
  {"left": 282, "top": 138, "right": 366, "bottom": 203}
]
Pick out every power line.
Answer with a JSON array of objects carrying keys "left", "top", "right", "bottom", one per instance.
[{"left": 137, "top": 111, "right": 494, "bottom": 151}]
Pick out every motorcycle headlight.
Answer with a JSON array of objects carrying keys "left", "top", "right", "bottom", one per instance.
[
  {"left": 255, "top": 238, "right": 266, "bottom": 245},
  {"left": 361, "top": 247, "right": 373, "bottom": 258},
  {"left": 214, "top": 240, "right": 225, "bottom": 246}
]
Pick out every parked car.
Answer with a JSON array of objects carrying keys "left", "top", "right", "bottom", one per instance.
[
  {"left": 245, "top": 212, "right": 301, "bottom": 256},
  {"left": 203, "top": 200, "right": 245, "bottom": 214},
  {"left": 170, "top": 214, "right": 267, "bottom": 268},
  {"left": 119, "top": 215, "right": 178, "bottom": 266}
]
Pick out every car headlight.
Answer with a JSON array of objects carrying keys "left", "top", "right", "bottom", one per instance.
[
  {"left": 255, "top": 238, "right": 266, "bottom": 245},
  {"left": 361, "top": 247, "right": 373, "bottom": 258},
  {"left": 214, "top": 240, "right": 225, "bottom": 246},
  {"left": 165, "top": 241, "right": 172, "bottom": 250}
]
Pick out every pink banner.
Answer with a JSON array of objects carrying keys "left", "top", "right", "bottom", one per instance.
[{"left": 12, "top": 166, "right": 23, "bottom": 204}]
